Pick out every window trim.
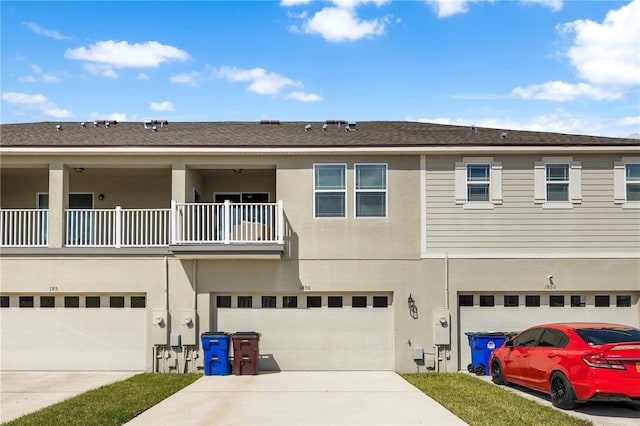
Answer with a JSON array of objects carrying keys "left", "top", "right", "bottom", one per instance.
[
  {"left": 313, "top": 163, "right": 347, "bottom": 219},
  {"left": 534, "top": 157, "right": 581, "bottom": 208},
  {"left": 354, "top": 163, "right": 388, "bottom": 218},
  {"left": 455, "top": 158, "right": 502, "bottom": 209},
  {"left": 614, "top": 159, "right": 640, "bottom": 208}
]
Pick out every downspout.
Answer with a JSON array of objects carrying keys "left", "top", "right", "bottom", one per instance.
[{"left": 445, "top": 253, "right": 449, "bottom": 309}]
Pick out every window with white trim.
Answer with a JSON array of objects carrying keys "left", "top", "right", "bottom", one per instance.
[
  {"left": 626, "top": 164, "right": 640, "bottom": 201},
  {"left": 534, "top": 158, "right": 581, "bottom": 208},
  {"left": 467, "top": 164, "right": 490, "bottom": 202},
  {"left": 455, "top": 158, "right": 502, "bottom": 208},
  {"left": 614, "top": 159, "right": 640, "bottom": 207},
  {"left": 546, "top": 163, "right": 569, "bottom": 202},
  {"left": 355, "top": 163, "right": 387, "bottom": 218},
  {"left": 314, "top": 164, "right": 346, "bottom": 218}
]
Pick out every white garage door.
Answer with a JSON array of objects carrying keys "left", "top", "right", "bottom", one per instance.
[
  {"left": 1, "top": 308, "right": 146, "bottom": 371},
  {"left": 214, "top": 294, "right": 393, "bottom": 371},
  {"left": 458, "top": 292, "right": 639, "bottom": 372}
]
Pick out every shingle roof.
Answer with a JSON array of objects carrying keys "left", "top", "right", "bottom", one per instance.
[{"left": 0, "top": 121, "right": 637, "bottom": 148}]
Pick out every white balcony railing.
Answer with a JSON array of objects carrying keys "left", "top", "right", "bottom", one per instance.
[
  {"left": 0, "top": 209, "right": 48, "bottom": 247},
  {"left": 0, "top": 201, "right": 284, "bottom": 248},
  {"left": 173, "top": 201, "right": 284, "bottom": 245},
  {"left": 66, "top": 208, "right": 171, "bottom": 247}
]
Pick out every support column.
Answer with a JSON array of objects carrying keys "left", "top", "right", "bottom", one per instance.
[
  {"left": 48, "top": 162, "right": 69, "bottom": 248},
  {"left": 171, "top": 162, "right": 187, "bottom": 203}
]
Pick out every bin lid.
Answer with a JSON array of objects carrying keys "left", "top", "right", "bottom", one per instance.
[
  {"left": 234, "top": 331, "right": 259, "bottom": 335},
  {"left": 202, "top": 332, "right": 229, "bottom": 336},
  {"left": 465, "top": 331, "right": 509, "bottom": 336}
]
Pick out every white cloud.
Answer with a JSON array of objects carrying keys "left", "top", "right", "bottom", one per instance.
[
  {"left": 520, "top": 0, "right": 563, "bottom": 12},
  {"left": 22, "top": 21, "right": 71, "bottom": 40},
  {"left": 409, "top": 113, "right": 610, "bottom": 136},
  {"left": 170, "top": 71, "right": 201, "bottom": 86},
  {"left": 426, "top": 1, "right": 476, "bottom": 18},
  {"left": 302, "top": 6, "right": 387, "bottom": 41},
  {"left": 512, "top": 0, "right": 639, "bottom": 102},
  {"left": 65, "top": 41, "right": 190, "bottom": 78},
  {"left": 137, "top": 73, "right": 149, "bottom": 80},
  {"left": 150, "top": 101, "right": 175, "bottom": 112},
  {"left": 285, "top": 91, "right": 323, "bottom": 102},
  {"left": 280, "top": 0, "right": 313, "bottom": 5},
  {"left": 511, "top": 81, "right": 623, "bottom": 101},
  {"left": 617, "top": 115, "right": 640, "bottom": 127},
  {"left": 2, "top": 92, "right": 72, "bottom": 118},
  {"left": 18, "top": 64, "right": 60, "bottom": 83},
  {"left": 215, "top": 66, "right": 302, "bottom": 95},
  {"left": 89, "top": 112, "right": 128, "bottom": 122},
  {"left": 426, "top": 0, "right": 559, "bottom": 18},
  {"left": 83, "top": 63, "right": 120, "bottom": 79},
  {"left": 560, "top": 0, "right": 640, "bottom": 87}
]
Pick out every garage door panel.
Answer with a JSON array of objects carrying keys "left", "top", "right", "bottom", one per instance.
[
  {"left": 1, "top": 309, "right": 146, "bottom": 371},
  {"left": 217, "top": 305, "right": 393, "bottom": 371}
]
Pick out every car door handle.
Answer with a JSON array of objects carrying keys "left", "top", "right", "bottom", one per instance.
[
  {"left": 522, "top": 354, "right": 529, "bottom": 358},
  {"left": 547, "top": 353, "right": 557, "bottom": 358}
]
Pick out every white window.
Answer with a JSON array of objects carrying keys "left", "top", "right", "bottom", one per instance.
[
  {"left": 467, "top": 164, "right": 490, "bottom": 202},
  {"left": 355, "top": 164, "right": 387, "bottom": 218},
  {"left": 314, "top": 164, "right": 346, "bottom": 218},
  {"left": 534, "top": 158, "right": 581, "bottom": 208},
  {"left": 546, "top": 163, "right": 570, "bottom": 202},
  {"left": 614, "top": 159, "right": 640, "bottom": 208},
  {"left": 455, "top": 158, "right": 502, "bottom": 208}
]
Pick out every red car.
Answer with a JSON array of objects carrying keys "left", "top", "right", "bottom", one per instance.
[{"left": 489, "top": 322, "right": 640, "bottom": 409}]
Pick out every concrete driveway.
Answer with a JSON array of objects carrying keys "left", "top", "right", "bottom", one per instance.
[
  {"left": 0, "top": 371, "right": 138, "bottom": 423},
  {"left": 125, "top": 371, "right": 466, "bottom": 425},
  {"left": 475, "top": 374, "right": 640, "bottom": 426}
]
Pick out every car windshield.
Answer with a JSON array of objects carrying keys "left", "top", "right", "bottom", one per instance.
[{"left": 575, "top": 327, "right": 640, "bottom": 345}]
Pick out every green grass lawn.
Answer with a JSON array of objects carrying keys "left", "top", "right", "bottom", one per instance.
[
  {"left": 402, "top": 373, "right": 593, "bottom": 426},
  {"left": 3, "top": 373, "right": 201, "bottom": 426},
  {"left": 4, "top": 371, "right": 593, "bottom": 426}
]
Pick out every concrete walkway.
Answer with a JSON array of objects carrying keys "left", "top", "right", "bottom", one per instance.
[
  {"left": 0, "top": 371, "right": 137, "bottom": 423},
  {"left": 126, "top": 371, "right": 467, "bottom": 425}
]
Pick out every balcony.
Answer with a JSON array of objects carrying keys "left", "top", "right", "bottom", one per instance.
[{"left": 1, "top": 201, "right": 285, "bottom": 257}]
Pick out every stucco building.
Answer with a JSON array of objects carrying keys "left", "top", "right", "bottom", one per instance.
[{"left": 1, "top": 120, "right": 638, "bottom": 373}]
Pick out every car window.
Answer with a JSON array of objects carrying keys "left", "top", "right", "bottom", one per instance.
[
  {"left": 513, "top": 328, "right": 542, "bottom": 347},
  {"left": 537, "top": 328, "right": 569, "bottom": 348},
  {"left": 576, "top": 327, "right": 640, "bottom": 345}
]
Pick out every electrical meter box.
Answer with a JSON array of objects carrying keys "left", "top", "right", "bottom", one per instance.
[
  {"left": 413, "top": 346, "right": 424, "bottom": 360},
  {"left": 152, "top": 309, "right": 168, "bottom": 345},
  {"left": 433, "top": 309, "right": 451, "bottom": 345},
  {"left": 180, "top": 309, "right": 196, "bottom": 345}
]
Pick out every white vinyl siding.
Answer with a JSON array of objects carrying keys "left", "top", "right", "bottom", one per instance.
[{"left": 426, "top": 156, "right": 640, "bottom": 255}]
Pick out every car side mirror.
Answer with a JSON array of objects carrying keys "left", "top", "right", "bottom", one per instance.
[{"left": 505, "top": 340, "right": 514, "bottom": 348}]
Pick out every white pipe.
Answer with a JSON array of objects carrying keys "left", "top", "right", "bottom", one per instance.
[{"left": 444, "top": 253, "right": 450, "bottom": 309}]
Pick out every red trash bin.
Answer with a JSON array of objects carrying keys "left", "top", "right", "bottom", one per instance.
[{"left": 232, "top": 332, "right": 260, "bottom": 375}]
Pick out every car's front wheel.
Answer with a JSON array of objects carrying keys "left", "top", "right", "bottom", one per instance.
[
  {"left": 491, "top": 360, "right": 507, "bottom": 385},
  {"left": 550, "top": 372, "right": 577, "bottom": 409}
]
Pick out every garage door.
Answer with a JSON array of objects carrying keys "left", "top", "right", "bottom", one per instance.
[
  {"left": 214, "top": 293, "right": 393, "bottom": 370},
  {"left": 1, "top": 296, "right": 147, "bottom": 371},
  {"left": 458, "top": 292, "right": 639, "bottom": 371}
]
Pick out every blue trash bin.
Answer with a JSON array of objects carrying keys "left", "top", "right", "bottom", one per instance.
[
  {"left": 201, "top": 332, "right": 230, "bottom": 376},
  {"left": 465, "top": 332, "right": 508, "bottom": 376}
]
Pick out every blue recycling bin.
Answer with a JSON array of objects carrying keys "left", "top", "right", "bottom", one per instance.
[
  {"left": 465, "top": 332, "right": 508, "bottom": 376},
  {"left": 201, "top": 332, "right": 230, "bottom": 376}
]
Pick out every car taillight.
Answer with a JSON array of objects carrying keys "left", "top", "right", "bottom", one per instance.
[{"left": 582, "top": 353, "right": 626, "bottom": 370}]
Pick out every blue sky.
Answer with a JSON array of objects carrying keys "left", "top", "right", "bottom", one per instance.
[{"left": 2, "top": 0, "right": 639, "bottom": 138}]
